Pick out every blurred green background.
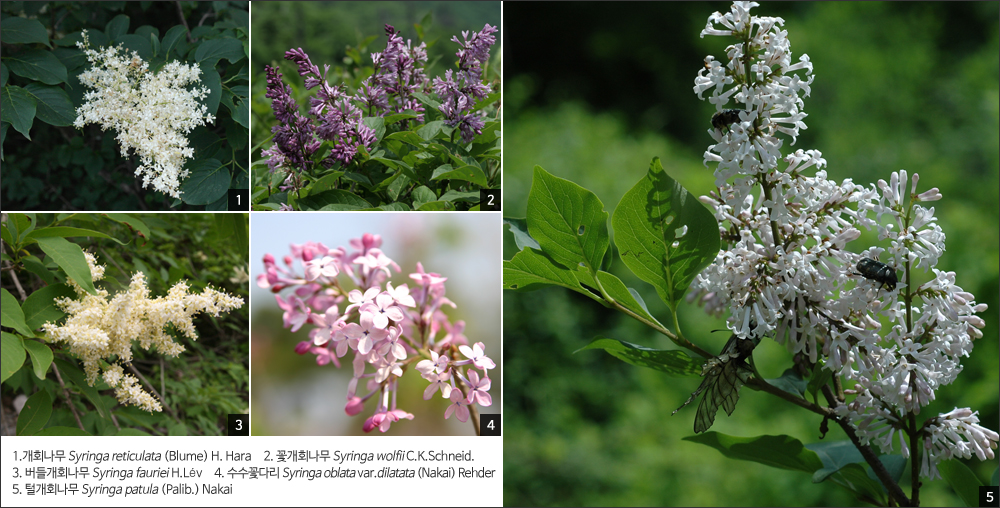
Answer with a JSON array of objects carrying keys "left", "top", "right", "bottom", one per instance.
[
  {"left": 503, "top": 2, "right": 999, "bottom": 506},
  {"left": 250, "top": 213, "right": 501, "bottom": 436},
  {"left": 250, "top": 1, "right": 501, "bottom": 150}
]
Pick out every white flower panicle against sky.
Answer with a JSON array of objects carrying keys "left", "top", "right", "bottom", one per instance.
[
  {"left": 688, "top": 1, "right": 994, "bottom": 481},
  {"left": 41, "top": 252, "right": 244, "bottom": 413},
  {"left": 73, "top": 30, "right": 215, "bottom": 199}
]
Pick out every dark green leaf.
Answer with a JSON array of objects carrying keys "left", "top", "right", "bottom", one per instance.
[
  {"left": 1, "top": 62, "right": 7, "bottom": 88},
  {"left": 103, "top": 213, "right": 151, "bottom": 242},
  {"left": 180, "top": 158, "right": 229, "bottom": 205},
  {"left": 21, "top": 283, "right": 74, "bottom": 330},
  {"left": 195, "top": 38, "right": 244, "bottom": 66},
  {"left": 105, "top": 15, "right": 130, "bottom": 41},
  {"left": 20, "top": 255, "right": 57, "bottom": 285},
  {"left": 22, "top": 340, "right": 53, "bottom": 380},
  {"left": 2, "top": 17, "right": 51, "bottom": 47},
  {"left": 431, "top": 164, "right": 488, "bottom": 188},
  {"left": 411, "top": 185, "right": 437, "bottom": 209},
  {"left": 579, "top": 337, "right": 701, "bottom": 377},
  {"left": 161, "top": 25, "right": 188, "bottom": 59},
  {"left": 17, "top": 389, "right": 52, "bottom": 435},
  {"left": 438, "top": 190, "right": 480, "bottom": 203},
  {"left": 295, "top": 190, "right": 372, "bottom": 211},
  {"left": 807, "top": 362, "right": 834, "bottom": 403},
  {"left": 25, "top": 227, "right": 125, "bottom": 244},
  {"left": 36, "top": 236, "right": 97, "bottom": 295},
  {"left": 6, "top": 50, "right": 66, "bottom": 85},
  {"left": 806, "top": 440, "right": 865, "bottom": 482},
  {"left": 23, "top": 83, "right": 75, "bottom": 127},
  {"left": 2, "top": 85, "right": 37, "bottom": 140},
  {"left": 527, "top": 166, "right": 609, "bottom": 275},
  {"left": 416, "top": 201, "right": 454, "bottom": 211},
  {"left": 683, "top": 432, "right": 825, "bottom": 473},
  {"left": 866, "top": 454, "right": 907, "bottom": 491},
  {"left": 1, "top": 331, "right": 26, "bottom": 383},
  {"left": 35, "top": 426, "right": 91, "bottom": 436},
  {"left": 612, "top": 157, "right": 720, "bottom": 310},
  {"left": 1, "top": 288, "right": 34, "bottom": 337},
  {"left": 767, "top": 368, "right": 808, "bottom": 398},
  {"left": 938, "top": 458, "right": 983, "bottom": 507},
  {"left": 116, "top": 33, "right": 152, "bottom": 62},
  {"left": 199, "top": 64, "right": 222, "bottom": 117}
]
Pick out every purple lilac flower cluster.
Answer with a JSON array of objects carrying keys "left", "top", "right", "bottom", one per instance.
[
  {"left": 432, "top": 24, "right": 498, "bottom": 144},
  {"left": 258, "top": 233, "right": 495, "bottom": 433}
]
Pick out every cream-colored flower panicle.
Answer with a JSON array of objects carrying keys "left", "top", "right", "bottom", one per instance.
[
  {"left": 42, "top": 253, "right": 244, "bottom": 413},
  {"left": 73, "top": 30, "right": 215, "bottom": 199}
]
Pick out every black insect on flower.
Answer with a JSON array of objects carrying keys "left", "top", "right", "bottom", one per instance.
[
  {"left": 711, "top": 109, "right": 743, "bottom": 133},
  {"left": 672, "top": 332, "right": 759, "bottom": 433},
  {"left": 856, "top": 257, "right": 898, "bottom": 292}
]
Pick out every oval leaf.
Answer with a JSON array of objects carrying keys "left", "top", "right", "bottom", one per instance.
[
  {"left": 503, "top": 248, "right": 584, "bottom": 293},
  {"left": 195, "top": 38, "right": 245, "bottom": 66},
  {"left": 22, "top": 339, "right": 53, "bottom": 380},
  {"left": 17, "top": 389, "right": 53, "bottom": 435},
  {"left": 2, "top": 17, "right": 51, "bottom": 47},
  {"left": 6, "top": 49, "right": 68, "bottom": 85},
  {"left": 1, "top": 331, "right": 27, "bottom": 383},
  {"left": 938, "top": 458, "right": 984, "bottom": 507},
  {"left": 35, "top": 236, "right": 97, "bottom": 295},
  {"left": 579, "top": 336, "right": 701, "bottom": 377},
  {"left": 2, "top": 85, "right": 38, "bottom": 140},
  {"left": 527, "top": 166, "right": 610, "bottom": 275},
  {"left": 180, "top": 158, "right": 229, "bottom": 205},
  {"left": 23, "top": 83, "right": 76, "bottom": 126},
  {"left": 683, "top": 432, "right": 825, "bottom": 473},
  {"left": 2, "top": 288, "right": 35, "bottom": 337},
  {"left": 612, "top": 157, "right": 720, "bottom": 310},
  {"left": 431, "top": 164, "right": 488, "bottom": 188},
  {"left": 21, "top": 283, "right": 75, "bottom": 330}
]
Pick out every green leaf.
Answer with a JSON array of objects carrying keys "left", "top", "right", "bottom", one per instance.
[
  {"left": 866, "top": 454, "right": 907, "bottom": 491},
  {"left": 579, "top": 337, "right": 701, "bottom": 377},
  {"left": 827, "top": 463, "right": 887, "bottom": 504},
  {"left": 17, "top": 389, "right": 53, "bottom": 435},
  {"left": 21, "top": 283, "right": 74, "bottom": 330},
  {"left": 438, "top": 190, "right": 481, "bottom": 203},
  {"left": 295, "top": 190, "right": 372, "bottom": 211},
  {"left": 1, "top": 332, "right": 26, "bottom": 383},
  {"left": 612, "top": 157, "right": 720, "bottom": 310},
  {"left": 25, "top": 227, "right": 125, "bottom": 244},
  {"left": 526, "top": 166, "right": 610, "bottom": 275},
  {"left": 363, "top": 116, "right": 385, "bottom": 145},
  {"left": 411, "top": 185, "right": 437, "bottom": 209},
  {"left": 115, "top": 428, "right": 151, "bottom": 436},
  {"left": 103, "top": 213, "right": 151, "bottom": 242},
  {"left": 386, "top": 130, "right": 426, "bottom": 147},
  {"left": 938, "top": 459, "right": 983, "bottom": 507},
  {"left": 767, "top": 368, "right": 808, "bottom": 398},
  {"left": 116, "top": 33, "right": 153, "bottom": 62},
  {"left": 2, "top": 288, "right": 34, "bottom": 337},
  {"left": 5, "top": 49, "right": 68, "bottom": 85},
  {"left": 1, "top": 62, "right": 7, "bottom": 88},
  {"left": 35, "top": 237, "right": 97, "bottom": 295},
  {"left": 595, "top": 270, "right": 665, "bottom": 328},
  {"left": 806, "top": 440, "right": 866, "bottom": 482},
  {"left": 161, "top": 25, "right": 188, "bottom": 59},
  {"left": 23, "top": 83, "right": 75, "bottom": 126},
  {"left": 168, "top": 423, "right": 189, "bottom": 436},
  {"left": 22, "top": 340, "right": 53, "bottom": 380},
  {"left": 683, "top": 432, "right": 825, "bottom": 473},
  {"left": 180, "top": 158, "right": 229, "bottom": 205},
  {"left": 195, "top": 38, "right": 244, "bottom": 66},
  {"left": 416, "top": 200, "right": 454, "bottom": 211},
  {"left": 431, "top": 164, "right": 488, "bottom": 188},
  {"left": 105, "top": 15, "right": 130, "bottom": 40},
  {"left": 306, "top": 171, "right": 345, "bottom": 194},
  {"left": 417, "top": 120, "right": 445, "bottom": 140},
  {"left": 503, "top": 217, "right": 540, "bottom": 251},
  {"left": 233, "top": 95, "right": 249, "bottom": 128},
  {"left": 21, "top": 255, "right": 57, "bottom": 285},
  {"left": 2, "top": 17, "right": 51, "bottom": 47},
  {"left": 503, "top": 248, "right": 584, "bottom": 293},
  {"left": 198, "top": 64, "right": 222, "bottom": 116},
  {"left": 2, "top": 85, "right": 38, "bottom": 140},
  {"left": 807, "top": 362, "right": 834, "bottom": 403},
  {"left": 54, "top": 358, "right": 110, "bottom": 420}
]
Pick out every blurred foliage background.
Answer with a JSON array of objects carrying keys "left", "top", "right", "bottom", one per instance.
[
  {"left": 503, "top": 2, "right": 998, "bottom": 506},
  {"left": 1, "top": 213, "right": 249, "bottom": 436},
  {"left": 250, "top": 213, "right": 501, "bottom": 436},
  {"left": 250, "top": 1, "right": 501, "bottom": 150},
  {"left": 1, "top": 1, "right": 250, "bottom": 211}
]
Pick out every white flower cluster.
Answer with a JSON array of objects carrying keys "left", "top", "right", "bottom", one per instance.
[
  {"left": 73, "top": 30, "right": 215, "bottom": 199},
  {"left": 688, "top": 1, "right": 995, "bottom": 480},
  {"left": 42, "top": 252, "right": 244, "bottom": 412}
]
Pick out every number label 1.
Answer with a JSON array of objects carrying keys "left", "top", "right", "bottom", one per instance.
[
  {"left": 479, "top": 414, "right": 501, "bottom": 436},
  {"left": 227, "top": 414, "right": 249, "bottom": 436},
  {"left": 480, "top": 189, "right": 501, "bottom": 211},
  {"left": 228, "top": 189, "right": 249, "bottom": 211}
]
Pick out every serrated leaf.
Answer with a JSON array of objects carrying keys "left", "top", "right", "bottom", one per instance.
[
  {"left": 21, "top": 283, "right": 74, "bottom": 330},
  {"left": 683, "top": 432, "right": 824, "bottom": 473},
  {"left": 2, "top": 85, "right": 37, "bottom": 140},
  {"left": 612, "top": 157, "right": 719, "bottom": 310},
  {"left": 2, "top": 288, "right": 34, "bottom": 337},
  {"left": 527, "top": 166, "right": 609, "bottom": 275},
  {"left": 579, "top": 337, "right": 701, "bottom": 377},
  {"left": 17, "top": 389, "right": 53, "bottom": 435},
  {"left": 22, "top": 340, "right": 53, "bottom": 380},
  {"left": 1, "top": 332, "right": 26, "bottom": 383},
  {"left": 23, "top": 83, "right": 75, "bottom": 126},
  {"left": 35, "top": 237, "right": 97, "bottom": 295}
]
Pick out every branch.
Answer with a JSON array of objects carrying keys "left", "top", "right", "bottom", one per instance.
[{"left": 51, "top": 362, "right": 86, "bottom": 431}]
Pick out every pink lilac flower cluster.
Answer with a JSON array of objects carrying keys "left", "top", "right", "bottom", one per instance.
[
  {"left": 432, "top": 24, "right": 498, "bottom": 144},
  {"left": 258, "top": 233, "right": 495, "bottom": 433}
]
